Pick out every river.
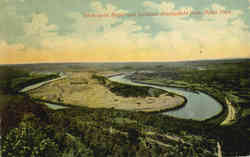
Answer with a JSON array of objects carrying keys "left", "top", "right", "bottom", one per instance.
[
  {"left": 19, "top": 75, "right": 69, "bottom": 110},
  {"left": 20, "top": 73, "right": 223, "bottom": 120},
  {"left": 109, "top": 74, "right": 223, "bottom": 121},
  {"left": 19, "top": 75, "right": 67, "bottom": 93}
]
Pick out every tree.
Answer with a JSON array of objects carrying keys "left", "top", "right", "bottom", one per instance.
[{"left": 1, "top": 122, "right": 59, "bottom": 157}]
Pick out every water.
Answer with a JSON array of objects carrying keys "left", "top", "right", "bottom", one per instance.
[
  {"left": 109, "top": 75, "right": 223, "bottom": 121},
  {"left": 19, "top": 76, "right": 66, "bottom": 93},
  {"left": 18, "top": 75, "right": 68, "bottom": 110},
  {"left": 19, "top": 73, "right": 222, "bottom": 118},
  {"left": 44, "top": 102, "right": 68, "bottom": 110}
]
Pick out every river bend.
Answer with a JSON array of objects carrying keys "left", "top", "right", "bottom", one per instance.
[{"left": 109, "top": 74, "right": 223, "bottom": 121}]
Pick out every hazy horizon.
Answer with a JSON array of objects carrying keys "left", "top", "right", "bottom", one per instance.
[{"left": 1, "top": 57, "right": 250, "bottom": 66}]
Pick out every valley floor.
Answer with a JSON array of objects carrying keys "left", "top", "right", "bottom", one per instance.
[{"left": 28, "top": 72, "right": 185, "bottom": 112}]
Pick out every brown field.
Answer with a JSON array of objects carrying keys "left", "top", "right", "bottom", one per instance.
[{"left": 28, "top": 72, "right": 185, "bottom": 112}]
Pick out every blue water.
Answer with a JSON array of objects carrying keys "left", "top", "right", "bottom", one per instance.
[{"left": 109, "top": 75, "right": 223, "bottom": 121}]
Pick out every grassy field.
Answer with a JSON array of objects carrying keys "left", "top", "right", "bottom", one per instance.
[{"left": 26, "top": 72, "right": 185, "bottom": 113}]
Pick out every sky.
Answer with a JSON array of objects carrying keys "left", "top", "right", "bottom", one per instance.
[{"left": 0, "top": 0, "right": 250, "bottom": 64}]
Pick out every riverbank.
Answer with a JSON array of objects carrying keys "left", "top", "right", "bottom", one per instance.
[
  {"left": 128, "top": 78, "right": 226, "bottom": 124},
  {"left": 19, "top": 74, "right": 67, "bottom": 93},
  {"left": 220, "top": 98, "right": 236, "bottom": 125},
  {"left": 27, "top": 72, "right": 186, "bottom": 112}
]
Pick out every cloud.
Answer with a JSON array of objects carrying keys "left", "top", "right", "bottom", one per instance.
[
  {"left": 0, "top": 0, "right": 249, "bottom": 64},
  {"left": 143, "top": 1, "right": 175, "bottom": 12},
  {"left": 67, "top": 1, "right": 129, "bottom": 39},
  {"left": 0, "top": 41, "right": 24, "bottom": 52},
  {"left": 142, "top": 1, "right": 250, "bottom": 60},
  {"left": 24, "top": 13, "right": 57, "bottom": 37},
  {"left": 90, "top": 1, "right": 127, "bottom": 14},
  {"left": 21, "top": 1, "right": 156, "bottom": 63},
  {"left": 144, "top": 25, "right": 151, "bottom": 30},
  {"left": 23, "top": 13, "right": 58, "bottom": 47},
  {"left": 42, "top": 1, "right": 150, "bottom": 50}
]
